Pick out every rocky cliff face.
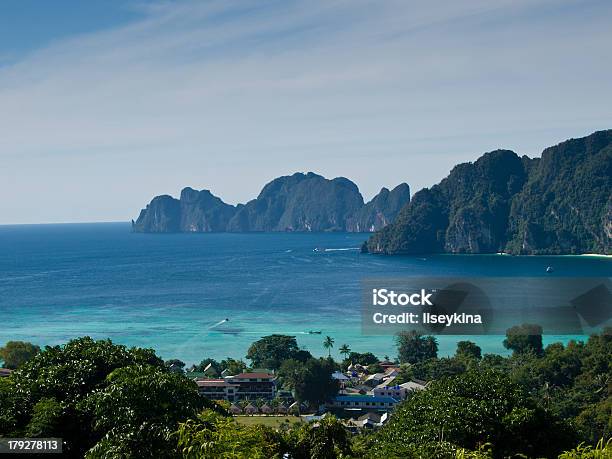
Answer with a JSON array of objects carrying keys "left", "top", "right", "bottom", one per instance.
[
  {"left": 226, "top": 172, "right": 365, "bottom": 232},
  {"left": 442, "top": 150, "right": 530, "bottom": 253},
  {"left": 133, "top": 195, "right": 181, "bottom": 232},
  {"left": 133, "top": 172, "right": 410, "bottom": 233},
  {"left": 179, "top": 187, "right": 236, "bottom": 232},
  {"left": 506, "top": 130, "right": 612, "bottom": 254},
  {"left": 347, "top": 184, "right": 411, "bottom": 232},
  {"left": 365, "top": 130, "right": 612, "bottom": 255}
]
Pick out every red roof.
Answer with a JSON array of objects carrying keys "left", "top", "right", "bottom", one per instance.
[{"left": 233, "top": 372, "right": 275, "bottom": 379}]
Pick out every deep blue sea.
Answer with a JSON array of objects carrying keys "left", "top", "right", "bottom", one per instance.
[{"left": 0, "top": 223, "right": 610, "bottom": 365}]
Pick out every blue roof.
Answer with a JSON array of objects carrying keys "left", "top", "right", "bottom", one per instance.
[{"left": 333, "top": 395, "right": 399, "bottom": 403}]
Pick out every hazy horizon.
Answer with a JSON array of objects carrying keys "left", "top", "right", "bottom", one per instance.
[
  {"left": 2, "top": 0, "right": 612, "bottom": 224},
  {"left": 0, "top": 140, "right": 602, "bottom": 226}
]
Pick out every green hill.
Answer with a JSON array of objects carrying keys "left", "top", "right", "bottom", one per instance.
[{"left": 365, "top": 130, "right": 612, "bottom": 255}]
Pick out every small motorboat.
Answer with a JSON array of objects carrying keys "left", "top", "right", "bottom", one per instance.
[
  {"left": 308, "top": 330, "right": 322, "bottom": 334},
  {"left": 546, "top": 266, "right": 554, "bottom": 273}
]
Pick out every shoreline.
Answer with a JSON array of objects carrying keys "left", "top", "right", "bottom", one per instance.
[
  {"left": 424, "top": 252, "right": 612, "bottom": 258},
  {"left": 4, "top": 333, "right": 594, "bottom": 368},
  {"left": 491, "top": 252, "right": 612, "bottom": 258}
]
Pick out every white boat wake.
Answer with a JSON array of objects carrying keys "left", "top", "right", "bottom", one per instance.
[
  {"left": 208, "top": 318, "right": 229, "bottom": 329},
  {"left": 323, "top": 247, "right": 360, "bottom": 252}
]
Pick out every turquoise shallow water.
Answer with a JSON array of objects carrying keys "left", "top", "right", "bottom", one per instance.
[{"left": 0, "top": 223, "right": 610, "bottom": 364}]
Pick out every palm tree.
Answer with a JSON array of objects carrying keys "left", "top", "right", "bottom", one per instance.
[
  {"left": 339, "top": 344, "right": 351, "bottom": 361},
  {"left": 323, "top": 336, "right": 335, "bottom": 358}
]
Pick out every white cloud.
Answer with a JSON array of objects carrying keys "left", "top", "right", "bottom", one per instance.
[{"left": 1, "top": 0, "right": 611, "bottom": 223}]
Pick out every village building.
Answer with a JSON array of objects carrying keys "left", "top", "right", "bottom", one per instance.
[
  {"left": 372, "top": 385, "right": 408, "bottom": 400},
  {"left": 349, "top": 411, "right": 390, "bottom": 429},
  {"left": 326, "top": 394, "right": 399, "bottom": 412},
  {"left": 260, "top": 403, "right": 273, "bottom": 414},
  {"left": 399, "top": 381, "right": 427, "bottom": 392},
  {"left": 347, "top": 363, "right": 365, "bottom": 374},
  {"left": 228, "top": 403, "right": 243, "bottom": 415},
  {"left": 364, "top": 373, "right": 386, "bottom": 387},
  {"left": 195, "top": 379, "right": 240, "bottom": 401},
  {"left": 377, "top": 360, "right": 397, "bottom": 370},
  {"left": 226, "top": 372, "right": 277, "bottom": 400},
  {"left": 341, "top": 384, "right": 371, "bottom": 395},
  {"left": 331, "top": 371, "right": 350, "bottom": 381},
  {"left": 243, "top": 403, "right": 259, "bottom": 415},
  {"left": 382, "top": 367, "right": 400, "bottom": 378},
  {"left": 275, "top": 403, "right": 288, "bottom": 414},
  {"left": 193, "top": 372, "right": 278, "bottom": 402},
  {"left": 371, "top": 379, "right": 427, "bottom": 400}
]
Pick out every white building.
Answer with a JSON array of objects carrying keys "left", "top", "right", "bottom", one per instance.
[{"left": 372, "top": 385, "right": 408, "bottom": 400}]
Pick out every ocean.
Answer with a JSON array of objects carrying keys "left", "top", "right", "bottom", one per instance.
[{"left": 0, "top": 222, "right": 610, "bottom": 365}]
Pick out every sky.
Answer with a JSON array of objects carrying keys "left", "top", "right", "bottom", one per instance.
[{"left": 1, "top": 0, "right": 611, "bottom": 224}]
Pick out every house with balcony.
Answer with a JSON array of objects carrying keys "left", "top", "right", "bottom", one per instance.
[
  {"left": 226, "top": 372, "right": 277, "bottom": 400},
  {"left": 195, "top": 379, "right": 240, "bottom": 401}
]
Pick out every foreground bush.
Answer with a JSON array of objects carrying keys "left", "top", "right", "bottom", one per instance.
[
  {"left": 369, "top": 369, "right": 575, "bottom": 458},
  {"left": 177, "top": 410, "right": 285, "bottom": 458},
  {"left": 0, "top": 337, "right": 210, "bottom": 458},
  {"left": 558, "top": 439, "right": 612, "bottom": 459},
  {"left": 177, "top": 410, "right": 352, "bottom": 459}
]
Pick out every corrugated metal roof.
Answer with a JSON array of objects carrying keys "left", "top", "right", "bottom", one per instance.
[{"left": 232, "top": 372, "right": 275, "bottom": 379}]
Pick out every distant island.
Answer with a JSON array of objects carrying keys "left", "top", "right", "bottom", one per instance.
[
  {"left": 133, "top": 172, "right": 410, "bottom": 233},
  {"left": 365, "top": 129, "right": 612, "bottom": 255},
  {"left": 133, "top": 130, "right": 611, "bottom": 255}
]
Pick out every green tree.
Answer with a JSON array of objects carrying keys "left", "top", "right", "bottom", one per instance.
[
  {"left": 246, "top": 335, "right": 300, "bottom": 370},
  {"left": 372, "top": 369, "right": 576, "bottom": 458},
  {"left": 286, "top": 415, "right": 352, "bottom": 459},
  {"left": 396, "top": 331, "right": 438, "bottom": 364},
  {"left": 177, "top": 407, "right": 352, "bottom": 459},
  {"left": 456, "top": 340, "right": 482, "bottom": 360},
  {"left": 292, "top": 349, "right": 313, "bottom": 363},
  {"left": 84, "top": 364, "right": 209, "bottom": 458},
  {"left": 323, "top": 336, "right": 334, "bottom": 358},
  {"left": 554, "top": 331, "right": 612, "bottom": 443},
  {"left": 24, "top": 398, "right": 63, "bottom": 438},
  {"left": 537, "top": 341, "right": 583, "bottom": 388},
  {"left": 338, "top": 344, "right": 351, "bottom": 361},
  {"left": 278, "top": 359, "right": 303, "bottom": 390},
  {"left": 164, "top": 359, "right": 186, "bottom": 373},
  {"left": 395, "top": 357, "right": 466, "bottom": 383},
  {"left": 503, "top": 323, "right": 544, "bottom": 356},
  {"left": 278, "top": 358, "right": 338, "bottom": 406},
  {"left": 0, "top": 341, "right": 40, "bottom": 369},
  {"left": 0, "top": 377, "right": 17, "bottom": 435},
  {"left": 177, "top": 409, "right": 285, "bottom": 459},
  {"left": 367, "top": 363, "right": 384, "bottom": 374},
  {"left": 219, "top": 357, "right": 247, "bottom": 376},
  {"left": 0, "top": 337, "right": 167, "bottom": 456},
  {"left": 192, "top": 357, "right": 221, "bottom": 375}
]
